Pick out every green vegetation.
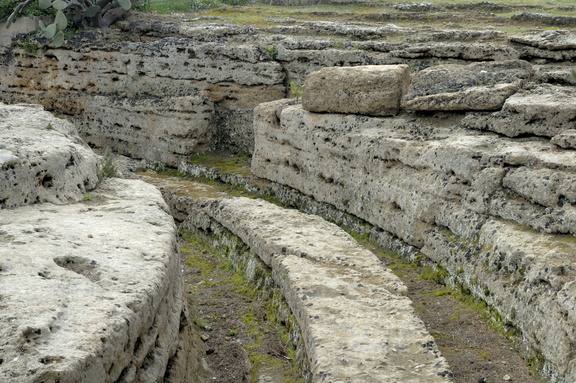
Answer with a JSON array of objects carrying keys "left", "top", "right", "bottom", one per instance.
[
  {"left": 180, "top": 228, "right": 304, "bottom": 383},
  {"left": 98, "top": 147, "right": 117, "bottom": 181},
  {"left": 266, "top": 44, "right": 278, "bottom": 60},
  {"left": 289, "top": 81, "right": 303, "bottom": 99},
  {"left": 0, "top": 0, "right": 43, "bottom": 20},
  {"left": 187, "top": 151, "right": 252, "bottom": 175},
  {"left": 4, "top": 0, "right": 131, "bottom": 47}
]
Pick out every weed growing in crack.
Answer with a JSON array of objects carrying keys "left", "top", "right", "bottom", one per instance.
[{"left": 99, "top": 147, "right": 117, "bottom": 180}]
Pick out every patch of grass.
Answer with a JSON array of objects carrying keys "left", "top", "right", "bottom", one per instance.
[
  {"left": 289, "top": 81, "right": 303, "bottom": 99},
  {"left": 187, "top": 151, "right": 252, "bottom": 175},
  {"left": 421, "top": 266, "right": 450, "bottom": 285},
  {"left": 429, "top": 289, "right": 453, "bottom": 297}
]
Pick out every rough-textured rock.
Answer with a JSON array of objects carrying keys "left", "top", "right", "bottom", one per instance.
[
  {"left": 390, "top": 43, "right": 519, "bottom": 61},
  {"left": 510, "top": 30, "right": 576, "bottom": 51},
  {"left": 80, "top": 95, "right": 215, "bottom": 167},
  {"left": 511, "top": 13, "right": 576, "bottom": 27},
  {"left": 185, "top": 196, "right": 453, "bottom": 383},
  {"left": 402, "top": 60, "right": 533, "bottom": 111},
  {"left": 0, "top": 36, "right": 286, "bottom": 156},
  {"left": 0, "top": 178, "right": 208, "bottom": 383},
  {"left": 302, "top": 65, "right": 410, "bottom": 116},
  {"left": 462, "top": 84, "right": 576, "bottom": 138},
  {"left": 423, "top": 220, "right": 576, "bottom": 383},
  {"left": 0, "top": 103, "right": 99, "bottom": 208},
  {"left": 552, "top": 129, "right": 576, "bottom": 149},
  {"left": 252, "top": 100, "right": 576, "bottom": 382},
  {"left": 0, "top": 17, "right": 37, "bottom": 48}
]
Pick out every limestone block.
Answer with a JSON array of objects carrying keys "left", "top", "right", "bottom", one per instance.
[
  {"left": 402, "top": 60, "right": 533, "bottom": 111},
  {"left": 390, "top": 43, "right": 520, "bottom": 61},
  {"left": 552, "top": 129, "right": 576, "bottom": 149},
  {"left": 462, "top": 84, "right": 576, "bottom": 137},
  {"left": 0, "top": 179, "right": 204, "bottom": 383},
  {"left": 503, "top": 167, "right": 576, "bottom": 208},
  {"left": 302, "top": 65, "right": 410, "bottom": 116},
  {"left": 0, "top": 103, "right": 99, "bottom": 208},
  {"left": 81, "top": 95, "right": 215, "bottom": 167},
  {"left": 511, "top": 13, "right": 576, "bottom": 27},
  {"left": 202, "top": 197, "right": 452, "bottom": 382}
]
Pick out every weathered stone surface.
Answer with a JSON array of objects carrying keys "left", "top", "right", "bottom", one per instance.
[
  {"left": 402, "top": 60, "right": 533, "bottom": 111},
  {"left": 511, "top": 13, "right": 576, "bottom": 27},
  {"left": 510, "top": 30, "right": 576, "bottom": 50},
  {"left": 462, "top": 84, "right": 576, "bottom": 137},
  {"left": 188, "top": 196, "right": 452, "bottom": 383},
  {"left": 0, "top": 103, "right": 99, "bottom": 208},
  {"left": 0, "top": 17, "right": 37, "bottom": 48},
  {"left": 423, "top": 220, "right": 576, "bottom": 383},
  {"left": 80, "top": 95, "right": 215, "bottom": 167},
  {"left": 252, "top": 100, "right": 576, "bottom": 381},
  {"left": 302, "top": 65, "right": 410, "bottom": 116},
  {"left": 0, "top": 36, "right": 286, "bottom": 155},
  {"left": 0, "top": 178, "right": 208, "bottom": 383},
  {"left": 390, "top": 43, "right": 519, "bottom": 61},
  {"left": 552, "top": 129, "right": 576, "bottom": 149}
]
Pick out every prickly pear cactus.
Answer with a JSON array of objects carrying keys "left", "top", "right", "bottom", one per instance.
[{"left": 6, "top": 0, "right": 132, "bottom": 47}]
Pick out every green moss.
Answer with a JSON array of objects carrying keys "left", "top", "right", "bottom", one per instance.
[
  {"left": 187, "top": 151, "right": 252, "bottom": 175},
  {"left": 181, "top": 228, "right": 304, "bottom": 382},
  {"left": 420, "top": 266, "right": 450, "bottom": 285}
]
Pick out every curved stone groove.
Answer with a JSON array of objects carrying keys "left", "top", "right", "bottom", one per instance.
[{"left": 184, "top": 196, "right": 453, "bottom": 383}]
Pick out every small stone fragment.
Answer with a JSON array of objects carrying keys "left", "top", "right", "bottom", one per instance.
[
  {"left": 200, "top": 334, "right": 210, "bottom": 341},
  {"left": 503, "top": 374, "right": 512, "bottom": 381}
]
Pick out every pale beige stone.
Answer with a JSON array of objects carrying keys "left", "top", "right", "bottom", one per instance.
[
  {"left": 302, "top": 65, "right": 411, "bottom": 116},
  {"left": 402, "top": 60, "right": 533, "bottom": 111}
]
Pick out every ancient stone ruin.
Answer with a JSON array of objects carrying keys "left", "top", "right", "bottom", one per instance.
[{"left": 1, "top": 7, "right": 576, "bottom": 383}]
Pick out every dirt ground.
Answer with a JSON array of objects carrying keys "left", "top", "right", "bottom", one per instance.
[{"left": 179, "top": 230, "right": 303, "bottom": 383}]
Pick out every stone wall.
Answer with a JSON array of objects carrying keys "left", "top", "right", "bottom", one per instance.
[
  {"left": 3, "top": 19, "right": 576, "bottom": 383},
  {"left": 2, "top": 23, "right": 576, "bottom": 163},
  {"left": 251, "top": 63, "right": 576, "bottom": 382}
]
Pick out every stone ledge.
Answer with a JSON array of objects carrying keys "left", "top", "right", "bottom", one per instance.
[
  {"left": 0, "top": 179, "right": 202, "bottom": 383},
  {"left": 251, "top": 99, "right": 576, "bottom": 382}
]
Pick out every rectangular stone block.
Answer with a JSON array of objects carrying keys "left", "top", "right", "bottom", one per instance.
[{"left": 302, "top": 65, "right": 410, "bottom": 116}]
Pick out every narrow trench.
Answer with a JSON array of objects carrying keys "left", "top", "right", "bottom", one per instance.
[
  {"left": 179, "top": 230, "right": 303, "bottom": 383},
  {"left": 140, "top": 159, "right": 543, "bottom": 383}
]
